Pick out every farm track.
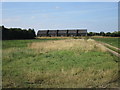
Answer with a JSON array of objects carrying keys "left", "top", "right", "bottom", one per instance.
[
  {"left": 100, "top": 42, "right": 120, "bottom": 51},
  {"left": 105, "top": 47, "right": 120, "bottom": 58},
  {"left": 97, "top": 41, "right": 120, "bottom": 58}
]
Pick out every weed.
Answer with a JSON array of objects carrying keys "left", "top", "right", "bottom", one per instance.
[{"left": 2, "top": 39, "right": 119, "bottom": 88}]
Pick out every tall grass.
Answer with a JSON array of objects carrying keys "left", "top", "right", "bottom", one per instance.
[
  {"left": 29, "top": 39, "right": 107, "bottom": 53},
  {"left": 2, "top": 39, "right": 119, "bottom": 88}
]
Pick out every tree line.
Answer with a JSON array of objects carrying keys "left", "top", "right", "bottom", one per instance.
[
  {"left": 1, "top": 26, "right": 36, "bottom": 40},
  {"left": 0, "top": 25, "right": 119, "bottom": 40},
  {"left": 87, "top": 31, "right": 120, "bottom": 37}
]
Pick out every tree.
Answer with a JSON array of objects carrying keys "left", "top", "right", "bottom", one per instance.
[
  {"left": 87, "top": 32, "right": 94, "bottom": 36},
  {"left": 105, "top": 32, "right": 111, "bottom": 36},
  {"left": 1, "top": 26, "right": 36, "bottom": 40},
  {"left": 100, "top": 31, "right": 105, "bottom": 36}
]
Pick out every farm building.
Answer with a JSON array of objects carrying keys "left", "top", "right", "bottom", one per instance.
[
  {"left": 37, "top": 30, "right": 48, "bottom": 37},
  {"left": 37, "top": 29, "right": 87, "bottom": 37},
  {"left": 48, "top": 30, "right": 58, "bottom": 37},
  {"left": 68, "top": 30, "right": 77, "bottom": 36},
  {"left": 58, "top": 30, "right": 68, "bottom": 36}
]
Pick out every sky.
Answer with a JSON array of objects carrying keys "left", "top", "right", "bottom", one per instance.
[{"left": 2, "top": 2, "right": 118, "bottom": 33}]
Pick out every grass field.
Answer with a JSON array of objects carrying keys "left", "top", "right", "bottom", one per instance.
[
  {"left": 2, "top": 38, "right": 119, "bottom": 88},
  {"left": 92, "top": 37, "right": 120, "bottom": 48},
  {"left": 2, "top": 38, "right": 65, "bottom": 49}
]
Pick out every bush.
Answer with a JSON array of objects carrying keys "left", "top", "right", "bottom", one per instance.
[{"left": 1, "top": 26, "right": 36, "bottom": 40}]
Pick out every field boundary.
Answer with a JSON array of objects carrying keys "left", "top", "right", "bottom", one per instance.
[
  {"left": 97, "top": 41, "right": 120, "bottom": 58},
  {"left": 105, "top": 47, "right": 120, "bottom": 58},
  {"left": 100, "top": 42, "right": 120, "bottom": 51}
]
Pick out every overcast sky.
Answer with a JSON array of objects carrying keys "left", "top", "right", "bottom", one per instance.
[{"left": 2, "top": 2, "right": 118, "bottom": 33}]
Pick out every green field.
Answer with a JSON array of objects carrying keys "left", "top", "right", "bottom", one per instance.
[
  {"left": 2, "top": 38, "right": 65, "bottom": 49},
  {"left": 2, "top": 38, "right": 119, "bottom": 88},
  {"left": 93, "top": 37, "right": 120, "bottom": 48}
]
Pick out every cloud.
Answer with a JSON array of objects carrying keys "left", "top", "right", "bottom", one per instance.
[
  {"left": 31, "top": 16, "right": 36, "bottom": 19},
  {"left": 55, "top": 6, "right": 60, "bottom": 9},
  {"left": 2, "top": 17, "right": 21, "bottom": 24},
  {"left": 1, "top": 0, "right": 119, "bottom": 2}
]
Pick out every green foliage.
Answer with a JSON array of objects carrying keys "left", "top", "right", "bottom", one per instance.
[
  {"left": 87, "top": 31, "right": 120, "bottom": 37},
  {"left": 1, "top": 26, "right": 36, "bottom": 40},
  {"left": 2, "top": 38, "right": 64, "bottom": 49},
  {"left": 2, "top": 39, "right": 119, "bottom": 88},
  {"left": 100, "top": 31, "right": 105, "bottom": 36},
  {"left": 93, "top": 37, "right": 120, "bottom": 48}
]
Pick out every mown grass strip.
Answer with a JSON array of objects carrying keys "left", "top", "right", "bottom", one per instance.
[
  {"left": 105, "top": 45, "right": 120, "bottom": 54},
  {"left": 95, "top": 41, "right": 120, "bottom": 58},
  {"left": 93, "top": 37, "right": 120, "bottom": 48},
  {"left": 98, "top": 41, "right": 120, "bottom": 54}
]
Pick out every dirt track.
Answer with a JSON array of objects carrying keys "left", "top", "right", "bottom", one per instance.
[
  {"left": 97, "top": 41, "right": 120, "bottom": 58},
  {"left": 100, "top": 42, "right": 120, "bottom": 51},
  {"left": 105, "top": 47, "right": 120, "bottom": 57}
]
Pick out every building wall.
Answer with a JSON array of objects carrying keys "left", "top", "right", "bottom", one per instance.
[
  {"left": 68, "top": 30, "right": 77, "bottom": 36},
  {"left": 78, "top": 30, "right": 87, "bottom": 36},
  {"left": 58, "top": 30, "right": 67, "bottom": 36},
  {"left": 37, "top": 30, "right": 48, "bottom": 37},
  {"left": 48, "top": 30, "right": 57, "bottom": 37},
  {"left": 37, "top": 29, "right": 87, "bottom": 37}
]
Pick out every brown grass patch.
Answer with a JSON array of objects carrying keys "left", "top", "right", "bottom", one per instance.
[
  {"left": 28, "top": 39, "right": 107, "bottom": 53},
  {"left": 36, "top": 37, "right": 72, "bottom": 39}
]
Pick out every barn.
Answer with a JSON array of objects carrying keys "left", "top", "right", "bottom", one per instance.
[
  {"left": 58, "top": 30, "right": 68, "bottom": 36},
  {"left": 37, "top": 29, "right": 87, "bottom": 37}
]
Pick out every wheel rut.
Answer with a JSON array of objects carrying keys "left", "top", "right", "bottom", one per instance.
[{"left": 97, "top": 41, "right": 120, "bottom": 58}]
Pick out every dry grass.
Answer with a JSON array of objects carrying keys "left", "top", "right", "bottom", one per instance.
[
  {"left": 3, "top": 39, "right": 118, "bottom": 88},
  {"left": 28, "top": 39, "right": 107, "bottom": 53},
  {"left": 36, "top": 37, "right": 72, "bottom": 39},
  {"left": 24, "top": 67, "right": 118, "bottom": 88}
]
